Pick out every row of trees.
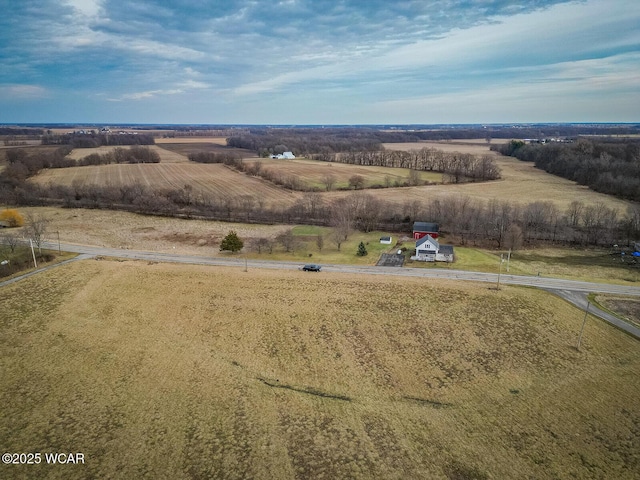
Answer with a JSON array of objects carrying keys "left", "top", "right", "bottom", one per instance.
[
  {"left": 495, "top": 138, "right": 640, "bottom": 201},
  {"left": 41, "top": 133, "right": 155, "bottom": 148},
  {"left": 72, "top": 146, "right": 160, "bottom": 165},
  {"left": 311, "top": 148, "right": 501, "bottom": 183},
  {"left": 5, "top": 176, "right": 637, "bottom": 250},
  {"left": 187, "top": 151, "right": 242, "bottom": 164}
]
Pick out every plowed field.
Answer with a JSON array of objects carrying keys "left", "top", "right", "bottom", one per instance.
[{"left": 32, "top": 163, "right": 299, "bottom": 207}]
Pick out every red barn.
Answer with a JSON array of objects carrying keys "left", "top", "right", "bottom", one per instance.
[{"left": 413, "top": 222, "right": 439, "bottom": 240}]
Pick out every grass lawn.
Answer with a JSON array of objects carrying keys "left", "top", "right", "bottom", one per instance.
[{"left": 1, "top": 259, "right": 638, "bottom": 479}]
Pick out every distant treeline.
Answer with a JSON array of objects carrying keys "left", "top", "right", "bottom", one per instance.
[
  {"left": 226, "top": 125, "right": 640, "bottom": 156},
  {"left": 0, "top": 127, "right": 44, "bottom": 136},
  {"left": 227, "top": 128, "right": 383, "bottom": 156},
  {"left": 494, "top": 138, "right": 640, "bottom": 201},
  {"left": 41, "top": 133, "right": 155, "bottom": 148},
  {"left": 187, "top": 152, "right": 242, "bottom": 163}
]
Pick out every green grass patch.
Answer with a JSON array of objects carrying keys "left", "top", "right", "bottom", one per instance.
[{"left": 0, "top": 247, "right": 76, "bottom": 280}]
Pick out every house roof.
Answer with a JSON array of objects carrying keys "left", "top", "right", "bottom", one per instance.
[
  {"left": 416, "top": 234, "right": 439, "bottom": 249},
  {"left": 439, "top": 245, "right": 454, "bottom": 255},
  {"left": 413, "top": 221, "right": 439, "bottom": 232}
]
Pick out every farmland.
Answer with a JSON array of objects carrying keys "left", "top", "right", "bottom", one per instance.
[
  {"left": 32, "top": 162, "right": 300, "bottom": 207},
  {"left": 66, "top": 145, "right": 190, "bottom": 163},
  {"left": 1, "top": 259, "right": 638, "bottom": 479},
  {"left": 245, "top": 157, "right": 443, "bottom": 189},
  {"left": 26, "top": 139, "right": 632, "bottom": 214}
]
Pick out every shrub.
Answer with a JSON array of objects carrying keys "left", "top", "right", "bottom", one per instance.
[{"left": 0, "top": 209, "right": 25, "bottom": 227}]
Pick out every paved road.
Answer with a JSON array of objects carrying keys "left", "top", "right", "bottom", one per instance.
[{"left": 7, "top": 240, "right": 640, "bottom": 339}]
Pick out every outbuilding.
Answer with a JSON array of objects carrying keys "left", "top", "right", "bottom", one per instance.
[{"left": 413, "top": 222, "right": 439, "bottom": 239}]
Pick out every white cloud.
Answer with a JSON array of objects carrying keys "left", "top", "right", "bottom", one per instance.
[
  {"left": 64, "top": 0, "right": 103, "bottom": 17},
  {"left": 0, "top": 84, "right": 48, "bottom": 99}
]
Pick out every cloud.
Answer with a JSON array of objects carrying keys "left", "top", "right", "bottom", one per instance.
[
  {"left": 64, "top": 0, "right": 103, "bottom": 17},
  {"left": 0, "top": 84, "right": 48, "bottom": 99},
  {"left": 0, "top": 0, "right": 638, "bottom": 122}
]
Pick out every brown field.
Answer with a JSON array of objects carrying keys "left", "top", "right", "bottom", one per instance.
[
  {"left": 347, "top": 148, "right": 633, "bottom": 212},
  {"left": 155, "top": 136, "right": 229, "bottom": 145},
  {"left": 383, "top": 140, "right": 503, "bottom": 156},
  {"left": 247, "top": 157, "right": 443, "bottom": 188},
  {"left": 156, "top": 142, "right": 255, "bottom": 159},
  {"left": 1, "top": 259, "right": 638, "bottom": 479},
  {"left": 11, "top": 206, "right": 294, "bottom": 256},
  {"left": 32, "top": 162, "right": 299, "bottom": 207}
]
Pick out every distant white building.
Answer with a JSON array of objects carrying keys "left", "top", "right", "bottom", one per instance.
[{"left": 271, "top": 151, "right": 296, "bottom": 159}]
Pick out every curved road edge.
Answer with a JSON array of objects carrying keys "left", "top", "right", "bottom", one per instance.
[{"left": 5, "top": 241, "right": 640, "bottom": 340}]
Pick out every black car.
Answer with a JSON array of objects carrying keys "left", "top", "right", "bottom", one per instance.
[{"left": 302, "top": 264, "right": 322, "bottom": 272}]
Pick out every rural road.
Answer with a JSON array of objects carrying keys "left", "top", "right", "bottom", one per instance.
[{"left": 6, "top": 240, "right": 640, "bottom": 339}]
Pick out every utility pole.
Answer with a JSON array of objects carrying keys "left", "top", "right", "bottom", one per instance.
[
  {"left": 57, "top": 230, "right": 61, "bottom": 254},
  {"left": 29, "top": 238, "right": 37, "bottom": 268},
  {"left": 506, "top": 248, "right": 511, "bottom": 272},
  {"left": 496, "top": 254, "right": 503, "bottom": 290},
  {"left": 576, "top": 302, "right": 590, "bottom": 351}
]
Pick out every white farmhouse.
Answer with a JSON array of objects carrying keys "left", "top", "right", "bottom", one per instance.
[{"left": 412, "top": 235, "right": 454, "bottom": 262}]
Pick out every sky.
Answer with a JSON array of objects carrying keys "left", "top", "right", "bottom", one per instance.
[{"left": 1, "top": 0, "right": 639, "bottom": 124}]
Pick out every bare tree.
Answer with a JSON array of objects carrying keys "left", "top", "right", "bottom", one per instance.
[
  {"left": 565, "top": 200, "right": 584, "bottom": 228},
  {"left": 276, "top": 229, "right": 300, "bottom": 253},
  {"left": 25, "top": 213, "right": 49, "bottom": 254},
  {"left": 407, "top": 169, "right": 421, "bottom": 186},
  {"left": 504, "top": 224, "right": 523, "bottom": 251},
  {"left": 250, "top": 237, "right": 272, "bottom": 254},
  {"left": 2, "top": 232, "right": 19, "bottom": 253},
  {"left": 316, "top": 233, "right": 324, "bottom": 252},
  {"left": 331, "top": 229, "right": 344, "bottom": 251},
  {"left": 321, "top": 173, "right": 337, "bottom": 192},
  {"left": 331, "top": 198, "right": 354, "bottom": 242},
  {"left": 348, "top": 175, "right": 365, "bottom": 190}
]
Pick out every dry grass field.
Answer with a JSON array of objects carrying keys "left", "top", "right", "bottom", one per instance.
[
  {"left": 11, "top": 206, "right": 294, "bottom": 256},
  {"left": 382, "top": 140, "right": 504, "bottom": 156},
  {"left": 155, "top": 136, "right": 229, "bottom": 145},
  {"left": 246, "top": 157, "right": 443, "bottom": 189},
  {"left": 369, "top": 145, "right": 632, "bottom": 213},
  {"left": 1, "top": 259, "right": 638, "bottom": 479}
]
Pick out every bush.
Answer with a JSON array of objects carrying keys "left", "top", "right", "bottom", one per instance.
[
  {"left": 220, "top": 230, "right": 244, "bottom": 253},
  {"left": 0, "top": 209, "right": 25, "bottom": 227}
]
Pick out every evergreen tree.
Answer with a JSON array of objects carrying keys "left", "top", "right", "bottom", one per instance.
[
  {"left": 220, "top": 230, "right": 244, "bottom": 253},
  {"left": 356, "top": 241, "right": 368, "bottom": 256}
]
